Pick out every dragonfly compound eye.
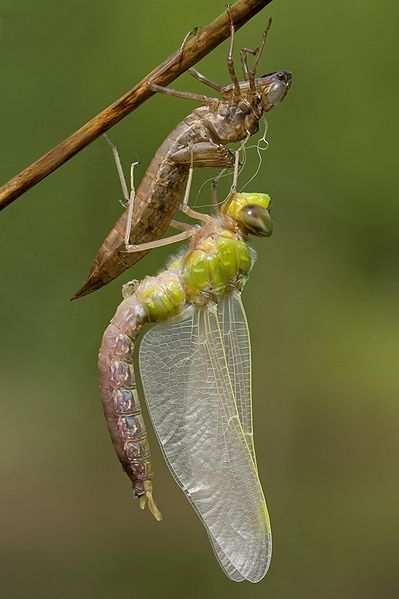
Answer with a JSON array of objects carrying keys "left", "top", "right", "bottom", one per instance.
[
  {"left": 259, "top": 71, "right": 292, "bottom": 111},
  {"left": 239, "top": 204, "right": 273, "bottom": 237}
]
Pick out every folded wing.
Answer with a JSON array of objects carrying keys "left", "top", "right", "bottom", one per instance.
[
  {"left": 139, "top": 300, "right": 271, "bottom": 582},
  {"left": 217, "top": 291, "right": 257, "bottom": 465}
]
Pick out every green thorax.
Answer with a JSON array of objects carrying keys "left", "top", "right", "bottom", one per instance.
[
  {"left": 183, "top": 227, "right": 253, "bottom": 304},
  {"left": 135, "top": 225, "right": 253, "bottom": 321},
  {"left": 135, "top": 191, "right": 272, "bottom": 321}
]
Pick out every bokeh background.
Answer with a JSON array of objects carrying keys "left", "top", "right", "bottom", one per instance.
[{"left": 1, "top": 1, "right": 398, "bottom": 597}]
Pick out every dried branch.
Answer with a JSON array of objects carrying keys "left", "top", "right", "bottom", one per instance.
[{"left": 0, "top": 0, "right": 273, "bottom": 212}]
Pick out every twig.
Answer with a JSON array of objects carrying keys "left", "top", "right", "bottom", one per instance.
[{"left": 0, "top": 0, "right": 273, "bottom": 212}]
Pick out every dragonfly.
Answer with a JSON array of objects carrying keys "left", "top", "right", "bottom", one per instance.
[
  {"left": 74, "top": 8, "right": 291, "bottom": 299},
  {"left": 98, "top": 158, "right": 274, "bottom": 582}
]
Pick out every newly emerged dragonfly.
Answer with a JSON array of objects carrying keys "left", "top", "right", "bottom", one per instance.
[
  {"left": 75, "top": 9, "right": 291, "bottom": 299},
  {"left": 98, "top": 164, "right": 274, "bottom": 581}
]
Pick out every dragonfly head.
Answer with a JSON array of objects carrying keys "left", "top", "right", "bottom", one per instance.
[
  {"left": 256, "top": 70, "right": 292, "bottom": 112},
  {"left": 222, "top": 192, "right": 273, "bottom": 237}
]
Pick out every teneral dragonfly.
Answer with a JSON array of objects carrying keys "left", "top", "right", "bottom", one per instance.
[{"left": 98, "top": 182, "right": 273, "bottom": 582}]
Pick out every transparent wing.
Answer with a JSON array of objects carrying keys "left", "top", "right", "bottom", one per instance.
[
  {"left": 139, "top": 302, "right": 271, "bottom": 582},
  {"left": 217, "top": 292, "right": 256, "bottom": 465}
]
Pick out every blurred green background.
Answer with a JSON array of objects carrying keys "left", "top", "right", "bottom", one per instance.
[{"left": 1, "top": 1, "right": 398, "bottom": 597}]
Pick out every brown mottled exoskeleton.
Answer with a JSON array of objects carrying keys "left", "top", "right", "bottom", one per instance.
[{"left": 74, "top": 11, "right": 292, "bottom": 299}]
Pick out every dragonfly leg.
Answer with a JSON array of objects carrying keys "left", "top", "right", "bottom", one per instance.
[
  {"left": 103, "top": 134, "right": 130, "bottom": 207},
  {"left": 124, "top": 228, "right": 196, "bottom": 253},
  {"left": 156, "top": 27, "right": 199, "bottom": 77},
  {"left": 240, "top": 47, "right": 250, "bottom": 81},
  {"left": 230, "top": 150, "right": 241, "bottom": 193},
  {"left": 123, "top": 161, "right": 140, "bottom": 248},
  {"left": 249, "top": 18, "right": 272, "bottom": 80},
  {"left": 123, "top": 152, "right": 204, "bottom": 254},
  {"left": 211, "top": 148, "right": 242, "bottom": 212},
  {"left": 171, "top": 219, "right": 193, "bottom": 231},
  {"left": 173, "top": 143, "right": 234, "bottom": 220},
  {"left": 179, "top": 157, "right": 210, "bottom": 224},
  {"left": 147, "top": 27, "right": 208, "bottom": 102},
  {"left": 240, "top": 18, "right": 272, "bottom": 93},
  {"left": 181, "top": 206, "right": 208, "bottom": 223},
  {"left": 226, "top": 5, "right": 241, "bottom": 99},
  {"left": 240, "top": 47, "right": 257, "bottom": 90},
  {"left": 189, "top": 68, "right": 224, "bottom": 93},
  {"left": 148, "top": 82, "right": 216, "bottom": 105}
]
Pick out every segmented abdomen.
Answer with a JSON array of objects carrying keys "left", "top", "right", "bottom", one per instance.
[{"left": 98, "top": 294, "right": 152, "bottom": 499}]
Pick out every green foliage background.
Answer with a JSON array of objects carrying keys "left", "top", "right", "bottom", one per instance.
[{"left": 0, "top": 1, "right": 398, "bottom": 597}]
